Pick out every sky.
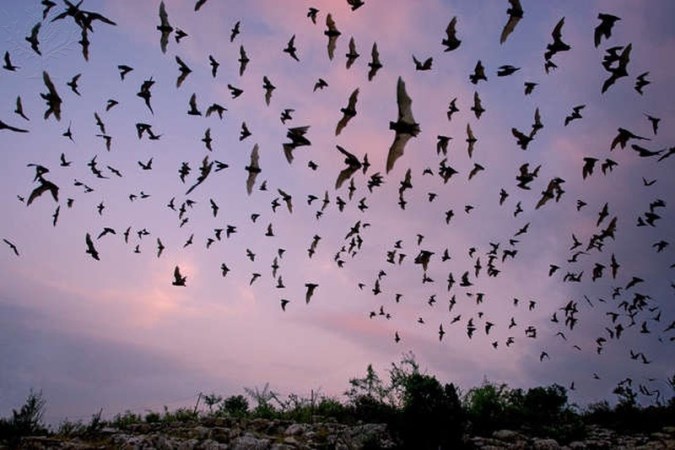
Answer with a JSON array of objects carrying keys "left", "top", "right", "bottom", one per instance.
[{"left": 1, "top": 0, "right": 674, "bottom": 425}]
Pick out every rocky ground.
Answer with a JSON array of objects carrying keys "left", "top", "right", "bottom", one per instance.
[{"left": 7, "top": 418, "right": 675, "bottom": 449}]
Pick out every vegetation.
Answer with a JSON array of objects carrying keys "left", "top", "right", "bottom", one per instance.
[
  {"left": 1, "top": 358, "right": 673, "bottom": 449},
  {"left": 0, "top": 389, "right": 48, "bottom": 447}
]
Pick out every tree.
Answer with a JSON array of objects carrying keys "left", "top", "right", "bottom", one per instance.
[{"left": 399, "top": 373, "right": 466, "bottom": 449}]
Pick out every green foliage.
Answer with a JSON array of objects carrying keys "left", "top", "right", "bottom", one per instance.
[
  {"left": 86, "top": 409, "right": 105, "bottom": 434},
  {"left": 161, "top": 406, "right": 198, "bottom": 423},
  {"left": 220, "top": 394, "right": 249, "bottom": 418},
  {"left": 3, "top": 370, "right": 673, "bottom": 447},
  {"left": 398, "top": 373, "right": 466, "bottom": 449},
  {"left": 56, "top": 419, "right": 86, "bottom": 437},
  {"left": 462, "top": 381, "right": 584, "bottom": 442},
  {"left": 244, "top": 383, "right": 280, "bottom": 419},
  {"left": 0, "top": 389, "right": 49, "bottom": 446},
  {"left": 583, "top": 382, "right": 675, "bottom": 434},
  {"left": 464, "top": 380, "right": 512, "bottom": 434},
  {"left": 314, "top": 396, "right": 348, "bottom": 421},
  {"left": 202, "top": 392, "right": 224, "bottom": 414},
  {"left": 346, "top": 364, "right": 393, "bottom": 406},
  {"left": 345, "top": 363, "right": 398, "bottom": 424},
  {"left": 144, "top": 410, "right": 161, "bottom": 423},
  {"left": 111, "top": 410, "right": 143, "bottom": 429}
]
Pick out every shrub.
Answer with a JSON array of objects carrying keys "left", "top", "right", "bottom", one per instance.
[
  {"left": 162, "top": 406, "right": 198, "bottom": 423},
  {"left": 221, "top": 394, "right": 249, "bottom": 417},
  {"left": 315, "top": 396, "right": 349, "bottom": 421},
  {"left": 244, "top": 384, "right": 279, "bottom": 418},
  {"left": 144, "top": 410, "right": 161, "bottom": 423},
  {"left": 202, "top": 393, "right": 223, "bottom": 415},
  {"left": 463, "top": 381, "right": 511, "bottom": 435},
  {"left": 111, "top": 410, "right": 142, "bottom": 429},
  {"left": 0, "top": 389, "right": 49, "bottom": 446}
]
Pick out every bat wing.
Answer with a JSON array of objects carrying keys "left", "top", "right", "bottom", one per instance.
[
  {"left": 386, "top": 133, "right": 413, "bottom": 174},
  {"left": 500, "top": 16, "right": 520, "bottom": 44},
  {"left": 396, "top": 77, "right": 415, "bottom": 124}
]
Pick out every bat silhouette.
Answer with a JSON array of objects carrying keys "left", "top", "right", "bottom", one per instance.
[
  {"left": 85, "top": 233, "right": 99, "bottom": 261},
  {"left": 245, "top": 144, "right": 261, "bottom": 195},
  {"left": 335, "top": 88, "right": 359, "bottom": 136},
  {"left": 367, "top": 42, "right": 382, "bottom": 81},
  {"left": 41, "top": 71, "right": 62, "bottom": 121},
  {"left": 335, "top": 145, "right": 362, "bottom": 189},
  {"left": 594, "top": 13, "right": 620, "bottom": 48},
  {"left": 345, "top": 36, "right": 359, "bottom": 69},
  {"left": 324, "top": 14, "right": 341, "bottom": 60},
  {"left": 386, "top": 77, "right": 419, "bottom": 173},
  {"left": 172, "top": 266, "right": 186, "bottom": 286},
  {"left": 442, "top": 16, "right": 461, "bottom": 51},
  {"left": 157, "top": 1, "right": 173, "bottom": 53}
]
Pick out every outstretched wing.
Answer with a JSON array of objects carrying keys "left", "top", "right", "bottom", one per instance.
[
  {"left": 386, "top": 133, "right": 413, "bottom": 174},
  {"left": 500, "top": 0, "right": 523, "bottom": 44},
  {"left": 246, "top": 144, "right": 260, "bottom": 195},
  {"left": 397, "top": 77, "right": 415, "bottom": 124}
]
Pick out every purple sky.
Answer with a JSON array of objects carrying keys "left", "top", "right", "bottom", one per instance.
[{"left": 1, "top": 0, "right": 674, "bottom": 424}]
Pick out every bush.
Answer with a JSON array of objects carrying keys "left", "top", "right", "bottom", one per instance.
[
  {"left": 144, "top": 410, "right": 162, "bottom": 423},
  {"left": 111, "top": 410, "right": 142, "bottom": 429},
  {"left": 463, "top": 381, "right": 511, "bottom": 435},
  {"left": 583, "top": 384, "right": 675, "bottom": 434},
  {"left": 161, "top": 406, "right": 198, "bottom": 423},
  {"left": 0, "top": 389, "right": 49, "bottom": 446},
  {"left": 220, "top": 394, "right": 249, "bottom": 418},
  {"left": 315, "top": 396, "right": 349, "bottom": 421}
]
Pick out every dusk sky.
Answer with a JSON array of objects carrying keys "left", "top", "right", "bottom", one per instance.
[{"left": 1, "top": 0, "right": 673, "bottom": 425}]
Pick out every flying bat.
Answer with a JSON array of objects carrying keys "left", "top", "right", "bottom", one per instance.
[
  {"left": 230, "top": 21, "right": 240, "bottom": 42},
  {"left": 245, "top": 144, "right": 261, "bottom": 195},
  {"left": 601, "top": 44, "right": 631, "bottom": 93},
  {"left": 466, "top": 123, "right": 477, "bottom": 158},
  {"left": 367, "top": 42, "right": 382, "bottom": 81},
  {"left": 545, "top": 17, "right": 571, "bottom": 62},
  {"left": 595, "top": 13, "right": 620, "bottom": 48},
  {"left": 335, "top": 88, "right": 359, "bottom": 136},
  {"left": 346, "top": 0, "right": 364, "bottom": 11},
  {"left": 25, "top": 22, "right": 42, "bottom": 55},
  {"left": 345, "top": 36, "right": 359, "bottom": 69},
  {"left": 386, "top": 77, "right": 420, "bottom": 173},
  {"left": 413, "top": 55, "right": 432, "bottom": 71},
  {"left": 3, "top": 239, "right": 19, "bottom": 256},
  {"left": 157, "top": 1, "right": 173, "bottom": 53},
  {"left": 283, "top": 35, "right": 299, "bottom": 61},
  {"left": 263, "top": 76, "right": 275, "bottom": 105},
  {"left": 335, "top": 145, "right": 362, "bottom": 189},
  {"left": 442, "top": 16, "right": 461, "bottom": 51},
  {"left": 41, "top": 71, "right": 62, "bottom": 121},
  {"left": 305, "top": 283, "right": 318, "bottom": 303},
  {"left": 324, "top": 14, "right": 341, "bottom": 60},
  {"left": 175, "top": 56, "right": 192, "bottom": 88},
  {"left": 172, "top": 266, "right": 187, "bottom": 286},
  {"left": 85, "top": 233, "right": 99, "bottom": 261},
  {"left": 3, "top": 51, "right": 18, "bottom": 71},
  {"left": 239, "top": 45, "right": 249, "bottom": 76},
  {"left": 27, "top": 177, "right": 59, "bottom": 205}
]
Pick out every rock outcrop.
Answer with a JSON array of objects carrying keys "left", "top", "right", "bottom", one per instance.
[{"left": 11, "top": 420, "right": 675, "bottom": 449}]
